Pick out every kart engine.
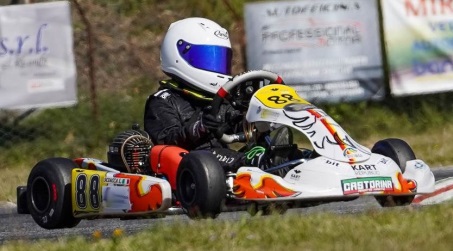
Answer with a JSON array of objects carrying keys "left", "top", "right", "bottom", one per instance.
[{"left": 107, "top": 126, "right": 153, "bottom": 173}]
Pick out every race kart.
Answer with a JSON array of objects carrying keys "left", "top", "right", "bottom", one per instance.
[{"left": 16, "top": 70, "right": 435, "bottom": 229}]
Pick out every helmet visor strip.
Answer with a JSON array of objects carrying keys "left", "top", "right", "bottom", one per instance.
[{"left": 177, "top": 40, "right": 232, "bottom": 75}]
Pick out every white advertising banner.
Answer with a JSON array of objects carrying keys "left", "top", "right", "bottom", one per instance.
[
  {"left": 0, "top": 1, "right": 77, "bottom": 109},
  {"left": 244, "top": 0, "right": 384, "bottom": 103},
  {"left": 382, "top": 0, "right": 453, "bottom": 96}
]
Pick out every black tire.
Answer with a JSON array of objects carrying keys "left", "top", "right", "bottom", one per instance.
[
  {"left": 176, "top": 151, "right": 226, "bottom": 219},
  {"left": 27, "top": 157, "right": 81, "bottom": 229},
  {"left": 16, "top": 186, "right": 29, "bottom": 214},
  {"left": 258, "top": 126, "right": 294, "bottom": 177},
  {"left": 371, "top": 138, "right": 416, "bottom": 207},
  {"left": 270, "top": 126, "right": 293, "bottom": 176}
]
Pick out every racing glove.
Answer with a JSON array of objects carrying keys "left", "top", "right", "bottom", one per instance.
[
  {"left": 201, "top": 112, "right": 222, "bottom": 133},
  {"left": 200, "top": 101, "right": 243, "bottom": 138}
]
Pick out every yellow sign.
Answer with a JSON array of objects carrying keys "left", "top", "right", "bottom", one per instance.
[{"left": 254, "top": 84, "right": 310, "bottom": 109}]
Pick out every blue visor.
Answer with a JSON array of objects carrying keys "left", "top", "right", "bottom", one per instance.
[{"left": 177, "top": 40, "right": 232, "bottom": 75}]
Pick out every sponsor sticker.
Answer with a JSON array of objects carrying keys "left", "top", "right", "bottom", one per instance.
[
  {"left": 341, "top": 177, "right": 393, "bottom": 195},
  {"left": 289, "top": 173, "right": 300, "bottom": 180},
  {"left": 326, "top": 160, "right": 339, "bottom": 167},
  {"left": 414, "top": 161, "right": 426, "bottom": 169},
  {"left": 343, "top": 147, "right": 363, "bottom": 159},
  {"left": 104, "top": 177, "right": 130, "bottom": 186},
  {"left": 260, "top": 108, "right": 279, "bottom": 121},
  {"left": 214, "top": 30, "right": 229, "bottom": 39},
  {"left": 102, "top": 186, "right": 132, "bottom": 213},
  {"left": 379, "top": 158, "right": 389, "bottom": 164},
  {"left": 351, "top": 164, "right": 380, "bottom": 175}
]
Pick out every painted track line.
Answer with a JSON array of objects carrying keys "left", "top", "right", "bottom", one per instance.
[{"left": 413, "top": 177, "right": 453, "bottom": 205}]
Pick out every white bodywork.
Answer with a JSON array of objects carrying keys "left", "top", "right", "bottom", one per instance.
[{"left": 233, "top": 84, "right": 435, "bottom": 201}]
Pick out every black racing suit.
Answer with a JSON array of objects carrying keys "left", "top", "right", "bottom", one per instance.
[{"left": 144, "top": 81, "right": 244, "bottom": 170}]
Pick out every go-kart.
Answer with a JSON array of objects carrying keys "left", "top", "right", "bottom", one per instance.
[{"left": 16, "top": 70, "right": 435, "bottom": 229}]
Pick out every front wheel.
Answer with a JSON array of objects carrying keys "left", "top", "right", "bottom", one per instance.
[
  {"left": 371, "top": 138, "right": 416, "bottom": 207},
  {"left": 27, "top": 157, "right": 81, "bottom": 229},
  {"left": 176, "top": 151, "right": 226, "bottom": 219}
]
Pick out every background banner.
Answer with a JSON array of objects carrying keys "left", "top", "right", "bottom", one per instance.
[
  {"left": 0, "top": 1, "right": 77, "bottom": 109},
  {"left": 382, "top": 0, "right": 453, "bottom": 96},
  {"left": 244, "top": 0, "right": 384, "bottom": 103}
]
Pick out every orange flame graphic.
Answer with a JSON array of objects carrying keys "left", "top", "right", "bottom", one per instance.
[
  {"left": 386, "top": 172, "right": 416, "bottom": 194},
  {"left": 233, "top": 173, "right": 297, "bottom": 199},
  {"left": 115, "top": 173, "right": 163, "bottom": 212},
  {"left": 132, "top": 183, "right": 163, "bottom": 212}
]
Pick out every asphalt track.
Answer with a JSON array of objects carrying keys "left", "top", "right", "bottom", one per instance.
[{"left": 1, "top": 167, "right": 452, "bottom": 244}]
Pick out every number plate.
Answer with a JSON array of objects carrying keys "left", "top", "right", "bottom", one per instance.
[{"left": 254, "top": 84, "right": 310, "bottom": 109}]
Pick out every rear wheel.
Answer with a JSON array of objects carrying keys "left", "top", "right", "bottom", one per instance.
[
  {"left": 27, "top": 158, "right": 81, "bottom": 229},
  {"left": 371, "top": 138, "right": 415, "bottom": 207},
  {"left": 176, "top": 151, "right": 226, "bottom": 219}
]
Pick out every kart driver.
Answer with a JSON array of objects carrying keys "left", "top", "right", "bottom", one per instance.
[{"left": 143, "top": 17, "right": 260, "bottom": 171}]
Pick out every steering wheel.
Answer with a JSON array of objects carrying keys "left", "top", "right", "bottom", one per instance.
[{"left": 207, "top": 70, "right": 284, "bottom": 143}]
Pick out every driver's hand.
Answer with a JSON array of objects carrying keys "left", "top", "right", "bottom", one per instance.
[
  {"left": 201, "top": 111, "right": 222, "bottom": 134},
  {"left": 226, "top": 109, "right": 243, "bottom": 124},
  {"left": 201, "top": 102, "right": 241, "bottom": 138}
]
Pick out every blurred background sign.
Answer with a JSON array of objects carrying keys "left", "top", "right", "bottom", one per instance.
[
  {"left": 382, "top": 0, "right": 453, "bottom": 96},
  {"left": 0, "top": 1, "right": 77, "bottom": 109},
  {"left": 244, "top": 0, "right": 385, "bottom": 103}
]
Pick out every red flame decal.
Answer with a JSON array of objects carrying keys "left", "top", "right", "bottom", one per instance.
[
  {"left": 385, "top": 172, "right": 416, "bottom": 194},
  {"left": 233, "top": 173, "right": 297, "bottom": 199}
]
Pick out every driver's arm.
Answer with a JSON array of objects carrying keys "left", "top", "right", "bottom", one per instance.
[{"left": 144, "top": 91, "right": 211, "bottom": 150}]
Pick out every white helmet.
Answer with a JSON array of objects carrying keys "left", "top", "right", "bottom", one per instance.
[{"left": 160, "top": 17, "right": 233, "bottom": 94}]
